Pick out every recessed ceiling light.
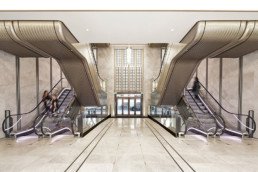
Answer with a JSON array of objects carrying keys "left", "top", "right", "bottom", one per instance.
[
  {"left": 86, "top": 29, "right": 90, "bottom": 32},
  {"left": 170, "top": 28, "right": 174, "bottom": 32}
]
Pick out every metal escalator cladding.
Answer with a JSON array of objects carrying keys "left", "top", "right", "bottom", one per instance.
[
  {"left": 0, "top": 20, "right": 107, "bottom": 106},
  {"left": 152, "top": 21, "right": 258, "bottom": 106}
]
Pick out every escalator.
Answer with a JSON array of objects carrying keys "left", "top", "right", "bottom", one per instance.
[
  {"left": 152, "top": 21, "right": 258, "bottom": 106},
  {"left": 197, "top": 82, "right": 256, "bottom": 137},
  {"left": 177, "top": 89, "right": 224, "bottom": 137},
  {"left": 2, "top": 79, "right": 70, "bottom": 138},
  {"left": 40, "top": 89, "right": 81, "bottom": 137},
  {"left": 0, "top": 20, "right": 107, "bottom": 106},
  {"left": 177, "top": 90, "right": 220, "bottom": 137}
]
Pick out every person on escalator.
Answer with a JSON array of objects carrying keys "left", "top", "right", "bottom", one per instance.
[
  {"left": 51, "top": 94, "right": 59, "bottom": 117},
  {"left": 192, "top": 77, "right": 200, "bottom": 99},
  {"left": 42, "top": 90, "right": 51, "bottom": 113}
]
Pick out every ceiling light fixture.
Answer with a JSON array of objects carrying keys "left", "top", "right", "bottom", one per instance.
[
  {"left": 170, "top": 28, "right": 174, "bottom": 32},
  {"left": 86, "top": 28, "right": 90, "bottom": 32}
]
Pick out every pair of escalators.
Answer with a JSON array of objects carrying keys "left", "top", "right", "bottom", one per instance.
[
  {"left": 2, "top": 79, "right": 81, "bottom": 139},
  {"left": 177, "top": 82, "right": 256, "bottom": 138}
]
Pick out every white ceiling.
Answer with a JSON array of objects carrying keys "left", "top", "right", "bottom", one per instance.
[{"left": 1, "top": 11, "right": 258, "bottom": 44}]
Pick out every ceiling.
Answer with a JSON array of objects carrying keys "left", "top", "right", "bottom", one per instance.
[{"left": 1, "top": 11, "right": 258, "bottom": 44}]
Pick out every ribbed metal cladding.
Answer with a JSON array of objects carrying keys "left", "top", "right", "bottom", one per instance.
[
  {"left": 0, "top": 20, "right": 106, "bottom": 106},
  {"left": 0, "top": 21, "right": 40, "bottom": 57},
  {"left": 217, "top": 21, "right": 258, "bottom": 58},
  {"left": 15, "top": 21, "right": 103, "bottom": 106},
  {"left": 159, "top": 21, "right": 246, "bottom": 105}
]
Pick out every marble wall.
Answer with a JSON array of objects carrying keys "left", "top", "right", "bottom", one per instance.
[
  {"left": 197, "top": 58, "right": 207, "bottom": 87},
  {"left": 208, "top": 58, "right": 220, "bottom": 101},
  {"left": 0, "top": 51, "right": 16, "bottom": 138},
  {"left": 222, "top": 58, "right": 239, "bottom": 113},
  {"left": 97, "top": 46, "right": 115, "bottom": 115},
  {"left": 20, "top": 58, "right": 37, "bottom": 127},
  {"left": 143, "top": 46, "right": 161, "bottom": 115},
  {"left": 97, "top": 45, "right": 161, "bottom": 116},
  {"left": 242, "top": 51, "right": 258, "bottom": 138},
  {"left": 51, "top": 58, "right": 62, "bottom": 95}
]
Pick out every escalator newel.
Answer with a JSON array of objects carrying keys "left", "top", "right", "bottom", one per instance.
[{"left": 4, "top": 110, "right": 13, "bottom": 137}]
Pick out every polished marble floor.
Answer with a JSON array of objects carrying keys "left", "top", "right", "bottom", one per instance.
[{"left": 0, "top": 118, "right": 258, "bottom": 172}]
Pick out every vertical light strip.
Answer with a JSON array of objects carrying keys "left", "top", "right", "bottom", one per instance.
[
  {"left": 36, "top": 58, "right": 39, "bottom": 115},
  {"left": 60, "top": 70, "right": 63, "bottom": 88},
  {"left": 50, "top": 57, "right": 53, "bottom": 89},
  {"left": 16, "top": 56, "right": 21, "bottom": 130},
  {"left": 206, "top": 58, "right": 209, "bottom": 90},
  {"left": 219, "top": 58, "right": 223, "bottom": 114},
  {"left": 238, "top": 56, "right": 243, "bottom": 130}
]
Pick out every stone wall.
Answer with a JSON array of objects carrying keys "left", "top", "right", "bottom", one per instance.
[
  {"left": 97, "top": 45, "right": 161, "bottom": 116},
  {"left": 20, "top": 58, "right": 37, "bottom": 127},
  {"left": 0, "top": 51, "right": 16, "bottom": 138},
  {"left": 242, "top": 51, "right": 258, "bottom": 138}
]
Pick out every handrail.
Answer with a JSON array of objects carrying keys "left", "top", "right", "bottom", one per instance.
[
  {"left": 186, "top": 89, "right": 218, "bottom": 135},
  {"left": 57, "top": 89, "right": 72, "bottom": 111},
  {"left": 7, "top": 78, "right": 64, "bottom": 117},
  {"left": 153, "top": 46, "right": 169, "bottom": 82},
  {"left": 198, "top": 82, "right": 248, "bottom": 117},
  {"left": 198, "top": 81, "right": 256, "bottom": 133},
  {"left": 2, "top": 78, "right": 66, "bottom": 135},
  {"left": 90, "top": 44, "right": 105, "bottom": 82}
]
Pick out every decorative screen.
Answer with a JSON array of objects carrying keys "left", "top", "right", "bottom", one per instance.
[{"left": 115, "top": 48, "right": 143, "bottom": 92}]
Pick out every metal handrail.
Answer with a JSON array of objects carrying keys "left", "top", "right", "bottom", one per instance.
[
  {"left": 90, "top": 44, "right": 105, "bottom": 82},
  {"left": 7, "top": 78, "right": 64, "bottom": 117},
  {"left": 2, "top": 78, "right": 65, "bottom": 134},
  {"left": 185, "top": 89, "right": 218, "bottom": 135},
  {"left": 57, "top": 89, "right": 72, "bottom": 111},
  {"left": 153, "top": 46, "right": 169, "bottom": 82},
  {"left": 198, "top": 81, "right": 256, "bottom": 133}
]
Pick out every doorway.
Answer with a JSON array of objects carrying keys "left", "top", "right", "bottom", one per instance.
[{"left": 115, "top": 94, "right": 143, "bottom": 117}]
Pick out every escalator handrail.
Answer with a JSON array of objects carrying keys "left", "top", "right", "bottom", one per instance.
[
  {"left": 198, "top": 81, "right": 256, "bottom": 133},
  {"left": 153, "top": 46, "right": 169, "bottom": 82},
  {"left": 186, "top": 89, "right": 208, "bottom": 115},
  {"left": 90, "top": 44, "right": 105, "bottom": 82},
  {"left": 180, "top": 96, "right": 203, "bottom": 126},
  {"left": 6, "top": 78, "right": 64, "bottom": 117},
  {"left": 198, "top": 81, "right": 249, "bottom": 117},
  {"left": 185, "top": 89, "right": 218, "bottom": 135},
  {"left": 57, "top": 89, "right": 72, "bottom": 111}
]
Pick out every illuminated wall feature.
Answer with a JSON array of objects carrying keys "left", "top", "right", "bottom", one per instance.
[{"left": 114, "top": 48, "right": 143, "bottom": 92}]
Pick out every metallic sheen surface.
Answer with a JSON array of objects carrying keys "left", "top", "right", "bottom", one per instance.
[{"left": 0, "top": 20, "right": 107, "bottom": 106}]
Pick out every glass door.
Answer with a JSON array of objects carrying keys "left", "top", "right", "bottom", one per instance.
[
  {"left": 123, "top": 98, "right": 129, "bottom": 115},
  {"left": 135, "top": 98, "right": 141, "bottom": 115},
  {"left": 116, "top": 94, "right": 143, "bottom": 117},
  {"left": 129, "top": 99, "right": 135, "bottom": 115},
  {"left": 117, "top": 98, "right": 123, "bottom": 115}
]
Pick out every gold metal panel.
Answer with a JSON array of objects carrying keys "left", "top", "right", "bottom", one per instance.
[
  {"left": 0, "top": 20, "right": 107, "bottom": 106},
  {"left": 0, "top": 21, "right": 40, "bottom": 57},
  {"left": 157, "top": 21, "right": 247, "bottom": 106},
  {"left": 216, "top": 21, "right": 258, "bottom": 58}
]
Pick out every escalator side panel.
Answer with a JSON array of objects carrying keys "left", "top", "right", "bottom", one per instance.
[
  {"left": 14, "top": 21, "right": 100, "bottom": 106},
  {"left": 0, "top": 20, "right": 106, "bottom": 106},
  {"left": 159, "top": 21, "right": 247, "bottom": 105}
]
